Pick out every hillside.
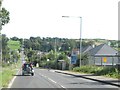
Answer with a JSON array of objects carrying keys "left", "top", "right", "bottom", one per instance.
[{"left": 7, "top": 40, "right": 21, "bottom": 51}]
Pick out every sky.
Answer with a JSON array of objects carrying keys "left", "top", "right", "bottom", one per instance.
[{"left": 1, "top": 0, "right": 119, "bottom": 40}]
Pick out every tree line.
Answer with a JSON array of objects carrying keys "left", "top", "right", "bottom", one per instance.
[{"left": 1, "top": 34, "right": 119, "bottom": 69}]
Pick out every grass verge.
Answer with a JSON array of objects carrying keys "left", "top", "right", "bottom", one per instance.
[
  {"left": 0, "top": 60, "right": 21, "bottom": 88},
  {"left": 0, "top": 71, "right": 2, "bottom": 89}
]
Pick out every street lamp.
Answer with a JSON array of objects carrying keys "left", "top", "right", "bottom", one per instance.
[{"left": 62, "top": 16, "right": 82, "bottom": 67}]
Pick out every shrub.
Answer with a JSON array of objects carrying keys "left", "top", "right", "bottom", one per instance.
[
  {"left": 72, "top": 65, "right": 120, "bottom": 79},
  {"left": 73, "top": 67, "right": 80, "bottom": 72}
]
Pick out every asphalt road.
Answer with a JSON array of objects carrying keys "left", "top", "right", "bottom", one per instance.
[{"left": 10, "top": 68, "right": 118, "bottom": 89}]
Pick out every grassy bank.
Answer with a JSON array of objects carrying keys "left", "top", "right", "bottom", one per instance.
[
  {"left": 72, "top": 65, "right": 120, "bottom": 79},
  {"left": 7, "top": 40, "right": 20, "bottom": 50},
  {"left": 0, "top": 71, "right": 2, "bottom": 89},
  {"left": 0, "top": 61, "right": 21, "bottom": 88}
]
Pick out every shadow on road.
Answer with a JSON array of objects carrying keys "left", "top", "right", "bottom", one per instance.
[
  {"left": 103, "top": 80, "right": 120, "bottom": 83},
  {"left": 72, "top": 75, "right": 120, "bottom": 86},
  {"left": 55, "top": 71, "right": 120, "bottom": 87},
  {"left": 13, "top": 74, "right": 31, "bottom": 76},
  {"left": 69, "top": 81, "right": 106, "bottom": 85}
]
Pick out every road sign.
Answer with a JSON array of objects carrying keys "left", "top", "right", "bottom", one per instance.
[
  {"left": 103, "top": 57, "right": 107, "bottom": 63},
  {"left": 71, "top": 55, "right": 77, "bottom": 64}
]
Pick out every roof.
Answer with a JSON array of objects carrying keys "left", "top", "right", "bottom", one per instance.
[
  {"left": 87, "top": 44, "right": 118, "bottom": 56},
  {"left": 82, "top": 46, "right": 93, "bottom": 53}
]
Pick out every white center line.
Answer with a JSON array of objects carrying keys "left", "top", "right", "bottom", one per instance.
[
  {"left": 60, "top": 85, "right": 66, "bottom": 88},
  {"left": 39, "top": 73, "right": 66, "bottom": 89},
  {"left": 47, "top": 78, "right": 57, "bottom": 83}
]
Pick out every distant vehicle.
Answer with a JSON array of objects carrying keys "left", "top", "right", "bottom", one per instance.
[{"left": 22, "top": 63, "right": 34, "bottom": 76}]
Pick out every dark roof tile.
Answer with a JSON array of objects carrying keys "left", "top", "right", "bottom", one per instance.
[{"left": 88, "top": 44, "right": 118, "bottom": 56}]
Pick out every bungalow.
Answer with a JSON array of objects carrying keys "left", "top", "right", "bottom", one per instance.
[{"left": 84, "top": 44, "right": 119, "bottom": 66}]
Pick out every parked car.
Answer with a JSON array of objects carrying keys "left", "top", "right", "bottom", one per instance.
[{"left": 22, "top": 63, "right": 34, "bottom": 76}]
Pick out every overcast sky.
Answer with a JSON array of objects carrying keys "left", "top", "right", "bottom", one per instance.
[{"left": 1, "top": 0, "right": 119, "bottom": 40}]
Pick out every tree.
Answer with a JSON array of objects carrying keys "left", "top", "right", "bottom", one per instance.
[
  {"left": 2, "top": 34, "right": 9, "bottom": 63},
  {"left": 0, "top": 0, "right": 2, "bottom": 7},
  {"left": 0, "top": 8, "right": 10, "bottom": 25},
  {"left": 24, "top": 39, "right": 31, "bottom": 49},
  {"left": 10, "top": 36, "right": 19, "bottom": 41},
  {"left": 27, "top": 50, "right": 34, "bottom": 60},
  {"left": 0, "top": 0, "right": 10, "bottom": 30},
  {"left": 0, "top": 1, "right": 10, "bottom": 64},
  {"left": 75, "top": 53, "right": 90, "bottom": 67},
  {"left": 87, "top": 40, "right": 94, "bottom": 46},
  {"left": 0, "top": 8, "right": 10, "bottom": 29}
]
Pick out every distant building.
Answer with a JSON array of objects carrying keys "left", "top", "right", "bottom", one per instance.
[
  {"left": 86, "top": 44, "right": 119, "bottom": 66},
  {"left": 82, "top": 45, "right": 93, "bottom": 53}
]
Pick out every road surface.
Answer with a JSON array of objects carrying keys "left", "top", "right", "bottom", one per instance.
[{"left": 9, "top": 68, "right": 118, "bottom": 89}]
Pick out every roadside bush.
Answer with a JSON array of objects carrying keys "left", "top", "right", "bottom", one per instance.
[
  {"left": 41, "top": 60, "right": 56, "bottom": 69},
  {"left": 73, "top": 65, "right": 101, "bottom": 74},
  {"left": 72, "top": 65, "right": 120, "bottom": 79},
  {"left": 73, "top": 67, "right": 80, "bottom": 72},
  {"left": 2, "top": 63, "right": 10, "bottom": 67}
]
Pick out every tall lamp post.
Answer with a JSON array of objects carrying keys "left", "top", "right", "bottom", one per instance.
[
  {"left": 54, "top": 37, "right": 57, "bottom": 69},
  {"left": 62, "top": 16, "right": 82, "bottom": 67}
]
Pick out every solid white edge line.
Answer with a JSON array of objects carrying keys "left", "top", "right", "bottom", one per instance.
[{"left": 8, "top": 69, "right": 21, "bottom": 88}]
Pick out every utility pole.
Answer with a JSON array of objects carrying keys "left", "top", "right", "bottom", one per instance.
[
  {"left": 62, "top": 16, "right": 82, "bottom": 67},
  {"left": 55, "top": 38, "right": 57, "bottom": 60},
  {"left": 55, "top": 38, "right": 58, "bottom": 69}
]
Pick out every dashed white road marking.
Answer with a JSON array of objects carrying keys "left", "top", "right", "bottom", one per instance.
[
  {"left": 48, "top": 78, "right": 57, "bottom": 84},
  {"left": 60, "top": 85, "right": 66, "bottom": 88},
  {"left": 39, "top": 73, "right": 66, "bottom": 89},
  {"left": 39, "top": 73, "right": 56, "bottom": 83}
]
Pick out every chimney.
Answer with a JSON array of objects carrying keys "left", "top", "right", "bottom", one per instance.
[
  {"left": 108, "top": 41, "right": 111, "bottom": 46},
  {"left": 92, "top": 44, "right": 95, "bottom": 48}
]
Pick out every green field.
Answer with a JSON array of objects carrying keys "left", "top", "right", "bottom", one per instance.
[{"left": 7, "top": 40, "right": 21, "bottom": 50}]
